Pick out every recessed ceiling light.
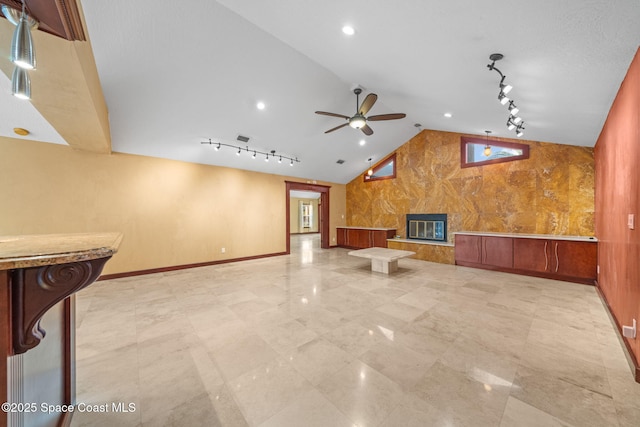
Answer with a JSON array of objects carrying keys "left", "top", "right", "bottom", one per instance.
[
  {"left": 359, "top": 139, "right": 366, "bottom": 146},
  {"left": 256, "top": 101, "right": 265, "bottom": 110},
  {"left": 342, "top": 25, "right": 355, "bottom": 36},
  {"left": 444, "top": 113, "right": 452, "bottom": 118}
]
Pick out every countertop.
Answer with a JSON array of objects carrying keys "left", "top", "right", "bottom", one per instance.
[
  {"left": 453, "top": 231, "right": 597, "bottom": 242},
  {"left": 337, "top": 226, "right": 396, "bottom": 231},
  {"left": 0, "top": 232, "right": 123, "bottom": 270}
]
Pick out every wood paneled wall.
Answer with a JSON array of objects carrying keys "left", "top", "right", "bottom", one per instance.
[{"left": 595, "top": 48, "right": 640, "bottom": 380}]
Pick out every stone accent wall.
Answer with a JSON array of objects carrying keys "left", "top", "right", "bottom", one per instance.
[{"left": 347, "top": 129, "right": 595, "bottom": 263}]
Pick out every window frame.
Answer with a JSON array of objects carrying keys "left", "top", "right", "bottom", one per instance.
[
  {"left": 364, "top": 153, "right": 397, "bottom": 182},
  {"left": 460, "top": 136, "right": 530, "bottom": 168}
]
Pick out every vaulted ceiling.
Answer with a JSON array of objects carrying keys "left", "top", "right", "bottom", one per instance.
[{"left": 2, "top": 1, "right": 639, "bottom": 184}]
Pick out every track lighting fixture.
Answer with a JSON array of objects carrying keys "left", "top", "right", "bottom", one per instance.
[
  {"left": 487, "top": 53, "right": 526, "bottom": 137},
  {"left": 201, "top": 140, "right": 300, "bottom": 166},
  {"left": 516, "top": 123, "right": 525, "bottom": 137},
  {"left": 11, "top": 66, "right": 30, "bottom": 100}
]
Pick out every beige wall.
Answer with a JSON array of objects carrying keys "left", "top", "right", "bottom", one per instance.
[
  {"left": 0, "top": 138, "right": 346, "bottom": 275},
  {"left": 289, "top": 197, "right": 319, "bottom": 233}
]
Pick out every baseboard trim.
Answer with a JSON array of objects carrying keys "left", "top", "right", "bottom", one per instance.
[
  {"left": 595, "top": 282, "right": 640, "bottom": 383},
  {"left": 98, "top": 252, "right": 288, "bottom": 281}
]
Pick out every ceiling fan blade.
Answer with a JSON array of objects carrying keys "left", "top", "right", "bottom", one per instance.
[
  {"left": 367, "top": 113, "right": 406, "bottom": 121},
  {"left": 358, "top": 93, "right": 378, "bottom": 116},
  {"left": 361, "top": 124, "right": 373, "bottom": 136},
  {"left": 325, "top": 123, "right": 349, "bottom": 133},
  {"left": 315, "top": 111, "right": 350, "bottom": 119}
]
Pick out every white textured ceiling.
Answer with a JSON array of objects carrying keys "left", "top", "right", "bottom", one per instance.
[{"left": 41, "top": 1, "right": 640, "bottom": 183}]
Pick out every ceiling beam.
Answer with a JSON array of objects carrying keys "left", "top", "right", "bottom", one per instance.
[{"left": 0, "top": 1, "right": 111, "bottom": 154}]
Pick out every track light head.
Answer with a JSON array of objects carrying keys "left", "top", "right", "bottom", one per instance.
[
  {"left": 507, "top": 118, "right": 516, "bottom": 131},
  {"left": 508, "top": 101, "right": 519, "bottom": 116},
  {"left": 513, "top": 116, "right": 522, "bottom": 124},
  {"left": 498, "top": 93, "right": 510, "bottom": 105},
  {"left": 500, "top": 80, "right": 513, "bottom": 95},
  {"left": 516, "top": 123, "right": 525, "bottom": 137},
  {"left": 252, "top": 151, "right": 256, "bottom": 159}
]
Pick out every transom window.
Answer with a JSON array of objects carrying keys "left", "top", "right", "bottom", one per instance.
[
  {"left": 364, "top": 153, "right": 396, "bottom": 182},
  {"left": 460, "top": 137, "right": 530, "bottom": 168}
]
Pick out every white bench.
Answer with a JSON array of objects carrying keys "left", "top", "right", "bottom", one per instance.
[{"left": 348, "top": 247, "right": 416, "bottom": 274}]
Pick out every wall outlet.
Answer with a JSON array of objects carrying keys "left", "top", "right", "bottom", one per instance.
[
  {"left": 332, "top": 237, "right": 336, "bottom": 242},
  {"left": 629, "top": 214, "right": 635, "bottom": 230},
  {"left": 622, "top": 319, "right": 636, "bottom": 339},
  {"left": 221, "top": 247, "right": 226, "bottom": 253}
]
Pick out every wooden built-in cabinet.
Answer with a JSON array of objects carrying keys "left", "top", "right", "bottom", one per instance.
[
  {"left": 454, "top": 235, "right": 513, "bottom": 268},
  {"left": 337, "top": 227, "right": 396, "bottom": 249},
  {"left": 455, "top": 233, "right": 597, "bottom": 285}
]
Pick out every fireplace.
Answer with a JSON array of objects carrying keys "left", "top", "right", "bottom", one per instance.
[{"left": 406, "top": 214, "right": 447, "bottom": 242}]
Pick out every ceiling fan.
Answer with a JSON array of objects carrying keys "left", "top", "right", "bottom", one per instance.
[{"left": 315, "top": 88, "right": 406, "bottom": 136}]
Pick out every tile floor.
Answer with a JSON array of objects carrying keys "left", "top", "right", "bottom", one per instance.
[{"left": 71, "top": 234, "right": 640, "bottom": 426}]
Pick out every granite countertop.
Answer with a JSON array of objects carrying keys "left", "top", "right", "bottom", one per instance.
[
  {"left": 453, "top": 231, "right": 597, "bottom": 242},
  {"left": 0, "top": 232, "right": 123, "bottom": 270},
  {"left": 337, "top": 226, "right": 397, "bottom": 231}
]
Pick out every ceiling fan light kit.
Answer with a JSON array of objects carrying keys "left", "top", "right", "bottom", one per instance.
[
  {"left": 487, "top": 53, "right": 525, "bottom": 138},
  {"left": 315, "top": 87, "right": 406, "bottom": 136}
]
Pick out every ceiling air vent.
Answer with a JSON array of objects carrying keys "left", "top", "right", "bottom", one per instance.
[
  {"left": 237, "top": 135, "right": 250, "bottom": 143},
  {"left": 336, "top": 159, "right": 345, "bottom": 164}
]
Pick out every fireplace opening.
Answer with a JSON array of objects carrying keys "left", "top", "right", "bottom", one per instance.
[{"left": 406, "top": 214, "right": 447, "bottom": 242}]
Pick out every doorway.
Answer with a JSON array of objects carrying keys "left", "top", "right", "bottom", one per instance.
[{"left": 285, "top": 181, "right": 330, "bottom": 253}]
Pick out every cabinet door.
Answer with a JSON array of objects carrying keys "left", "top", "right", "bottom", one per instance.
[
  {"left": 552, "top": 240, "right": 597, "bottom": 279},
  {"left": 455, "top": 234, "right": 482, "bottom": 263},
  {"left": 337, "top": 228, "right": 346, "bottom": 246},
  {"left": 513, "top": 238, "right": 550, "bottom": 272},
  {"left": 482, "top": 236, "right": 513, "bottom": 268},
  {"left": 346, "top": 229, "right": 367, "bottom": 248},
  {"left": 372, "top": 230, "right": 395, "bottom": 248}
]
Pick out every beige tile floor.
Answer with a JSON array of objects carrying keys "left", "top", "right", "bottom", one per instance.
[{"left": 71, "top": 234, "right": 640, "bottom": 427}]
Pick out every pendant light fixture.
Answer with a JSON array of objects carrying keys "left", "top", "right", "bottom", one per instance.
[
  {"left": 11, "top": 66, "right": 31, "bottom": 100},
  {"left": 10, "top": 4, "right": 37, "bottom": 70},
  {"left": 2, "top": 3, "right": 39, "bottom": 102},
  {"left": 367, "top": 158, "right": 374, "bottom": 176},
  {"left": 483, "top": 131, "right": 492, "bottom": 157}
]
